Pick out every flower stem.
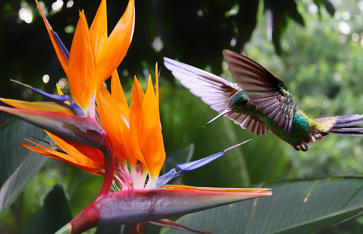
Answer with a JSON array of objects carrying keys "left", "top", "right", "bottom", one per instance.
[
  {"left": 99, "top": 138, "right": 114, "bottom": 195},
  {"left": 69, "top": 202, "right": 99, "bottom": 234}
]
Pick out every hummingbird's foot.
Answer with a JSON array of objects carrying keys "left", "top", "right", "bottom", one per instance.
[
  {"left": 314, "top": 133, "right": 323, "bottom": 140},
  {"left": 294, "top": 144, "right": 308, "bottom": 151},
  {"left": 295, "top": 133, "right": 325, "bottom": 151}
]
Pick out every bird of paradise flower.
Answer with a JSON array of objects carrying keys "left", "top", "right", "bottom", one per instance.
[{"left": 0, "top": 0, "right": 271, "bottom": 233}]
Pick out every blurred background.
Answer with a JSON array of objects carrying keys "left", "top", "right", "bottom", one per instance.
[{"left": 0, "top": 0, "right": 362, "bottom": 233}]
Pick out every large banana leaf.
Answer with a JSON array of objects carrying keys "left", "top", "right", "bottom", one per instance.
[
  {"left": 25, "top": 185, "right": 72, "bottom": 234},
  {"left": 0, "top": 119, "right": 46, "bottom": 214},
  {"left": 164, "top": 177, "right": 363, "bottom": 234}
]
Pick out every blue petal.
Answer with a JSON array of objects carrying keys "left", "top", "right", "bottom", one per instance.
[
  {"left": 52, "top": 30, "right": 70, "bottom": 59},
  {"left": 156, "top": 169, "right": 178, "bottom": 186},
  {"left": 33, "top": 87, "right": 71, "bottom": 103},
  {"left": 176, "top": 152, "right": 224, "bottom": 171},
  {"left": 68, "top": 103, "right": 85, "bottom": 117},
  {"left": 157, "top": 139, "right": 251, "bottom": 186},
  {"left": 41, "top": 10, "right": 70, "bottom": 59},
  {"left": 10, "top": 79, "right": 84, "bottom": 117}
]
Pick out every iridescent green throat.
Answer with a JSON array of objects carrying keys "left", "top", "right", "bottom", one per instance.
[{"left": 231, "top": 90, "right": 317, "bottom": 146}]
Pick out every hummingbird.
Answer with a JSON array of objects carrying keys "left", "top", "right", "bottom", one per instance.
[{"left": 164, "top": 50, "right": 363, "bottom": 151}]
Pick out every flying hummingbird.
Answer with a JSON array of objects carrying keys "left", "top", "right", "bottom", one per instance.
[{"left": 164, "top": 50, "right": 363, "bottom": 151}]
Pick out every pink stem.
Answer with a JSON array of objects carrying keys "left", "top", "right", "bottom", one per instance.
[
  {"left": 99, "top": 137, "right": 114, "bottom": 195},
  {"left": 70, "top": 201, "right": 99, "bottom": 234},
  {"left": 69, "top": 137, "right": 114, "bottom": 233}
]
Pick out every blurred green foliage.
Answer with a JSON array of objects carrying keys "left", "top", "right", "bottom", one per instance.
[
  {"left": 0, "top": 0, "right": 362, "bottom": 233},
  {"left": 245, "top": 0, "right": 363, "bottom": 177}
]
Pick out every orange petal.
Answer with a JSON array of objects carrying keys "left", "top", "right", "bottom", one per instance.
[
  {"left": 162, "top": 185, "right": 272, "bottom": 194},
  {"left": 140, "top": 77, "right": 165, "bottom": 178},
  {"left": 129, "top": 76, "right": 144, "bottom": 129},
  {"left": 96, "top": 84, "right": 133, "bottom": 164},
  {"left": 90, "top": 0, "right": 108, "bottom": 56},
  {"left": 95, "top": 0, "right": 135, "bottom": 87},
  {"left": 127, "top": 77, "right": 147, "bottom": 166},
  {"left": 0, "top": 98, "right": 73, "bottom": 115},
  {"left": 21, "top": 138, "right": 103, "bottom": 175},
  {"left": 68, "top": 11, "right": 96, "bottom": 109},
  {"left": 36, "top": 0, "right": 69, "bottom": 76},
  {"left": 47, "top": 131, "right": 104, "bottom": 164},
  {"left": 111, "top": 71, "right": 129, "bottom": 117},
  {"left": 154, "top": 63, "right": 159, "bottom": 106}
]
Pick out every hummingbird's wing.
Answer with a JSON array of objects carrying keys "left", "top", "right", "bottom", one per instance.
[
  {"left": 224, "top": 113, "right": 268, "bottom": 136},
  {"left": 223, "top": 50, "right": 296, "bottom": 133},
  {"left": 164, "top": 57, "right": 268, "bottom": 136},
  {"left": 164, "top": 57, "right": 237, "bottom": 112}
]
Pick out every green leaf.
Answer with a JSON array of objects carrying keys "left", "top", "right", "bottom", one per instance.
[
  {"left": 236, "top": 1, "right": 259, "bottom": 49},
  {"left": 264, "top": 0, "right": 287, "bottom": 55},
  {"left": 0, "top": 120, "right": 47, "bottom": 215},
  {"left": 240, "top": 133, "right": 291, "bottom": 185},
  {"left": 160, "top": 88, "right": 250, "bottom": 187},
  {"left": 285, "top": 1, "right": 305, "bottom": 26},
  {"left": 163, "top": 177, "right": 363, "bottom": 234},
  {"left": 24, "top": 185, "right": 72, "bottom": 234},
  {"left": 162, "top": 144, "right": 195, "bottom": 173},
  {"left": 0, "top": 119, "right": 46, "bottom": 186},
  {"left": 95, "top": 224, "right": 123, "bottom": 234},
  {"left": 66, "top": 167, "right": 102, "bottom": 215},
  {"left": 322, "top": 0, "right": 335, "bottom": 16},
  {"left": 313, "top": 0, "right": 323, "bottom": 17}
]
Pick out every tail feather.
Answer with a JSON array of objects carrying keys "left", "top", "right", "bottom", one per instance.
[
  {"left": 316, "top": 114, "right": 363, "bottom": 136},
  {"left": 334, "top": 114, "right": 363, "bottom": 123},
  {"left": 334, "top": 120, "right": 363, "bottom": 128},
  {"left": 330, "top": 127, "right": 363, "bottom": 132},
  {"left": 329, "top": 131, "right": 363, "bottom": 136}
]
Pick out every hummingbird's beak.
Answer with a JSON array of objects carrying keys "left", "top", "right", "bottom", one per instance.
[{"left": 204, "top": 108, "right": 233, "bottom": 127}]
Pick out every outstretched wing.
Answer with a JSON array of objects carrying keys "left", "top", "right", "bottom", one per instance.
[
  {"left": 163, "top": 57, "right": 268, "bottom": 136},
  {"left": 223, "top": 50, "right": 296, "bottom": 133},
  {"left": 225, "top": 112, "right": 268, "bottom": 136},
  {"left": 164, "top": 57, "right": 238, "bottom": 112}
]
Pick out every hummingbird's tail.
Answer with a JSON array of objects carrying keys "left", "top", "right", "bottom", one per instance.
[{"left": 315, "top": 114, "right": 363, "bottom": 136}]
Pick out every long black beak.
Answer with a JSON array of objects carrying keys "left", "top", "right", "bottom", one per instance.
[{"left": 204, "top": 108, "right": 233, "bottom": 126}]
